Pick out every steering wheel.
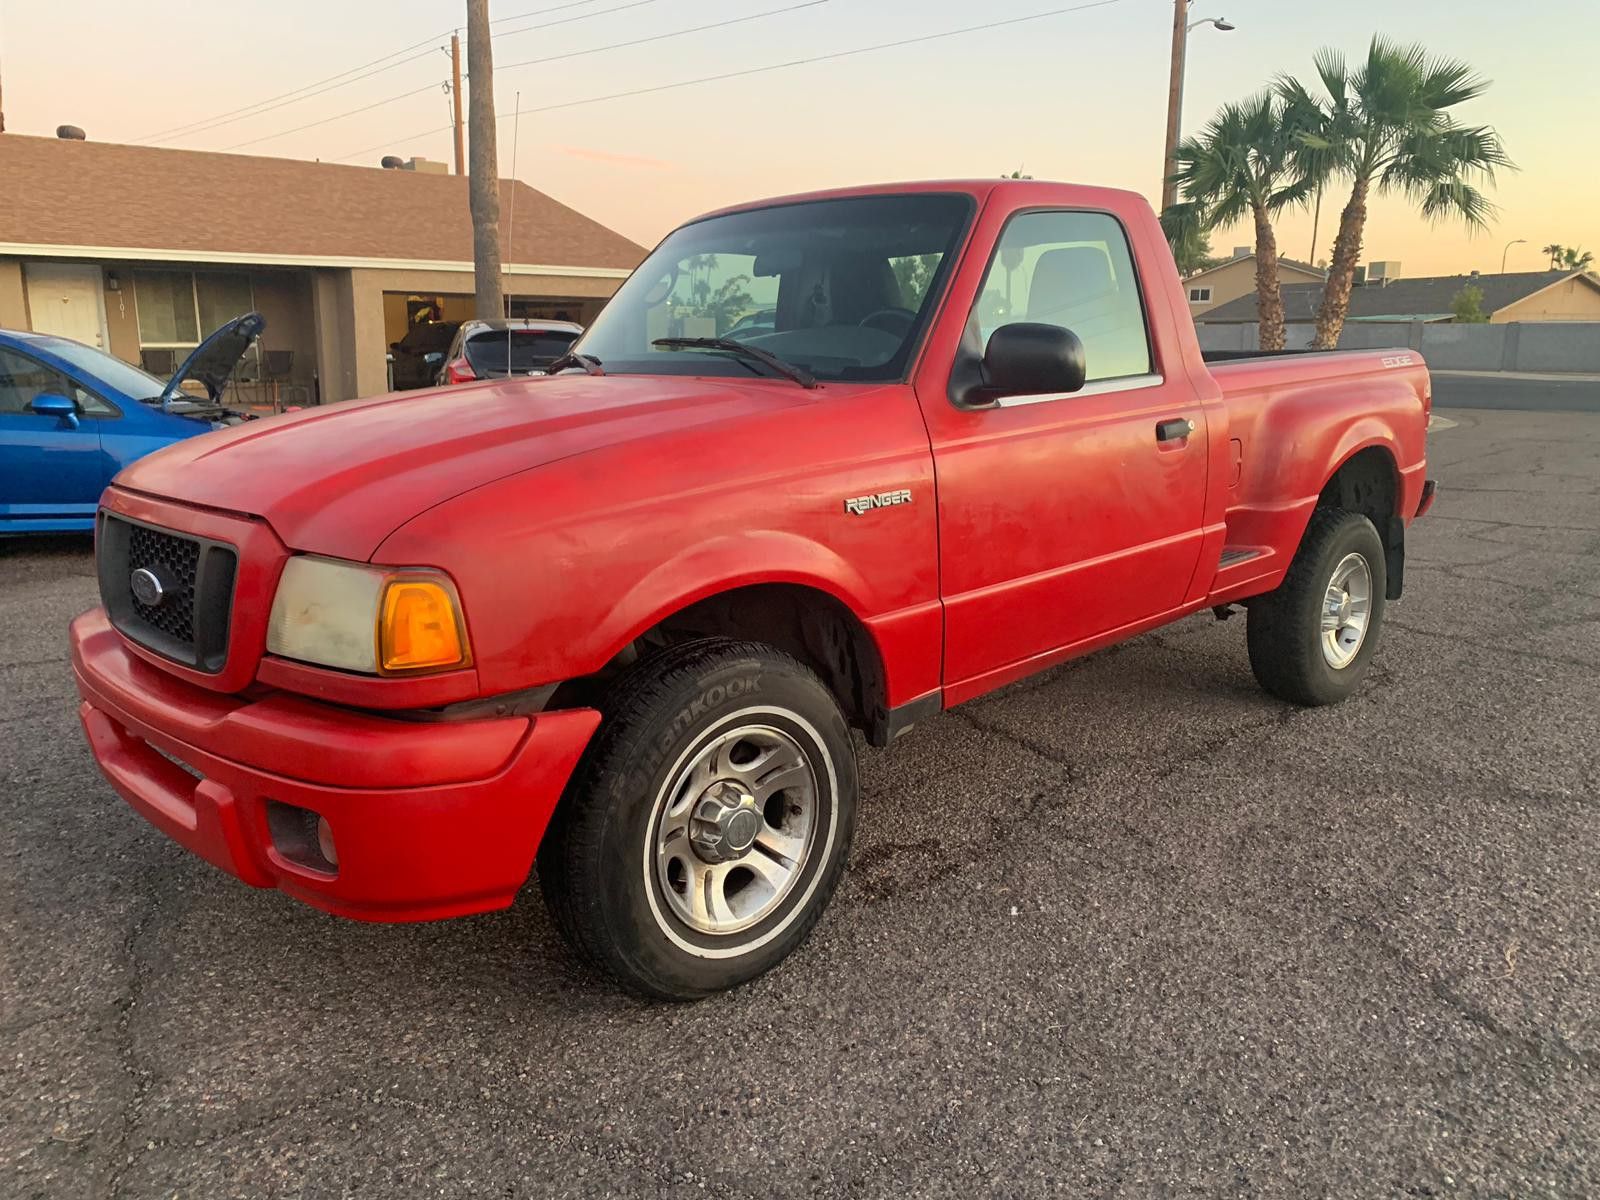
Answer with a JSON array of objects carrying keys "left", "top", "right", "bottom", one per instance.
[{"left": 858, "top": 307, "right": 917, "bottom": 337}]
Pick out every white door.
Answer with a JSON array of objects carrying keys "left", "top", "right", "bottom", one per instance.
[{"left": 25, "top": 264, "right": 110, "bottom": 349}]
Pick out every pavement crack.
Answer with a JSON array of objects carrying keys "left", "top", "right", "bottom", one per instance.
[
  {"left": 1386, "top": 618, "right": 1599, "bottom": 671},
  {"left": 103, "top": 886, "right": 169, "bottom": 1200},
  {"left": 954, "top": 706, "right": 1082, "bottom": 775},
  {"left": 1337, "top": 914, "right": 1600, "bottom": 1073}
]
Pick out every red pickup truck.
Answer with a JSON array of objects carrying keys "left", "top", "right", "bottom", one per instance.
[{"left": 70, "top": 180, "right": 1433, "bottom": 998}]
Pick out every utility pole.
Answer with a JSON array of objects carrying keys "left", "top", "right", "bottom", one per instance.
[
  {"left": 465, "top": 0, "right": 503, "bottom": 320},
  {"left": 449, "top": 34, "right": 465, "bottom": 176},
  {"left": 1160, "top": 0, "right": 1189, "bottom": 213}
]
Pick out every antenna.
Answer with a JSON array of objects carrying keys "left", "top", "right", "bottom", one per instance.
[{"left": 505, "top": 90, "right": 521, "bottom": 378}]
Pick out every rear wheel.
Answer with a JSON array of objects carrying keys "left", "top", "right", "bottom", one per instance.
[
  {"left": 1247, "top": 508, "right": 1387, "bottom": 706},
  {"left": 538, "top": 639, "right": 857, "bottom": 999}
]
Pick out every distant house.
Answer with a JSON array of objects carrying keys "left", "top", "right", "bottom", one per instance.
[
  {"left": 0, "top": 133, "right": 645, "bottom": 402},
  {"left": 1181, "top": 247, "right": 1325, "bottom": 316},
  {"left": 1197, "top": 269, "right": 1600, "bottom": 328}
]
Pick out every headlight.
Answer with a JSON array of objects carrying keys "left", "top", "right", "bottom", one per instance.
[{"left": 266, "top": 556, "right": 471, "bottom": 675}]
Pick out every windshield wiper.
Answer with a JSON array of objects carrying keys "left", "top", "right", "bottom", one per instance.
[
  {"left": 652, "top": 338, "right": 817, "bottom": 390},
  {"left": 545, "top": 350, "right": 605, "bottom": 376}
]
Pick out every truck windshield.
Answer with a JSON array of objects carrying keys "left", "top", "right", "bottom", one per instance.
[{"left": 571, "top": 193, "right": 972, "bottom": 384}]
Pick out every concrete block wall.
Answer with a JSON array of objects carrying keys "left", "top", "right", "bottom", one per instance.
[{"left": 1195, "top": 319, "right": 1600, "bottom": 373}]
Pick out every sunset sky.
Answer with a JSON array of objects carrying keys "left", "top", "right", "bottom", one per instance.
[{"left": 2, "top": 0, "right": 1594, "bottom": 276}]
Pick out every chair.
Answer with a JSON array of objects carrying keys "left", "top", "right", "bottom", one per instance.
[
  {"left": 263, "top": 349, "right": 310, "bottom": 410},
  {"left": 140, "top": 348, "right": 177, "bottom": 376}
]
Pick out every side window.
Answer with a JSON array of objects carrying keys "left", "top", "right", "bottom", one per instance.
[
  {"left": 0, "top": 348, "right": 115, "bottom": 417},
  {"left": 972, "top": 211, "right": 1152, "bottom": 383}
]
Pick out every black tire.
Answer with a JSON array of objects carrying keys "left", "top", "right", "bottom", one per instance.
[
  {"left": 1246, "top": 508, "right": 1387, "bottom": 707},
  {"left": 538, "top": 638, "right": 858, "bottom": 1000}
]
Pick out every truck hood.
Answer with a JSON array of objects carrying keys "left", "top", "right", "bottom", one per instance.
[{"left": 115, "top": 374, "right": 815, "bottom": 560}]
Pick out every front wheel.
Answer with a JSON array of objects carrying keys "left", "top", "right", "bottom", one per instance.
[
  {"left": 538, "top": 639, "right": 858, "bottom": 999},
  {"left": 1246, "top": 508, "right": 1387, "bottom": 706}
]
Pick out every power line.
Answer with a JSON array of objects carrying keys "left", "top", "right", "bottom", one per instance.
[
  {"left": 490, "top": 0, "right": 666, "bottom": 42},
  {"left": 504, "top": 0, "right": 1124, "bottom": 120},
  {"left": 496, "top": 0, "right": 827, "bottom": 75},
  {"left": 489, "top": 0, "right": 604, "bottom": 24},
  {"left": 137, "top": 34, "right": 447, "bottom": 143},
  {"left": 223, "top": 80, "right": 446, "bottom": 151},
  {"left": 138, "top": 0, "right": 628, "bottom": 145},
  {"left": 336, "top": 0, "right": 1123, "bottom": 162},
  {"left": 154, "top": 46, "right": 445, "bottom": 145},
  {"left": 233, "top": 0, "right": 790, "bottom": 157}
]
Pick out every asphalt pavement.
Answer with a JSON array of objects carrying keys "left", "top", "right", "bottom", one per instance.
[{"left": 2, "top": 407, "right": 1597, "bottom": 1199}]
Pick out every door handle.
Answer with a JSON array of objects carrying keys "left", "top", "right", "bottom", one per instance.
[{"left": 1155, "top": 418, "right": 1195, "bottom": 443}]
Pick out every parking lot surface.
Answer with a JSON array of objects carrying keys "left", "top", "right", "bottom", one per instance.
[{"left": 2, "top": 406, "right": 1597, "bottom": 1199}]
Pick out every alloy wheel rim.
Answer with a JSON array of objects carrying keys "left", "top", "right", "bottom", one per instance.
[
  {"left": 1320, "top": 551, "right": 1373, "bottom": 669},
  {"left": 651, "top": 723, "right": 818, "bottom": 936}
]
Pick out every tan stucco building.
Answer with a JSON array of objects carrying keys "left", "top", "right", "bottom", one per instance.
[
  {"left": 1494, "top": 272, "right": 1600, "bottom": 322},
  {"left": 0, "top": 134, "right": 646, "bottom": 402},
  {"left": 1181, "top": 251, "right": 1325, "bottom": 317},
  {"left": 1197, "top": 268, "right": 1600, "bottom": 329}
]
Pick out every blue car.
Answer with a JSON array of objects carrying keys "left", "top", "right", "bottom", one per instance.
[{"left": 0, "top": 313, "right": 265, "bottom": 534}]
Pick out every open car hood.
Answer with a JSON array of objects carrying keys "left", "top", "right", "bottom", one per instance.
[{"left": 160, "top": 311, "right": 266, "bottom": 409}]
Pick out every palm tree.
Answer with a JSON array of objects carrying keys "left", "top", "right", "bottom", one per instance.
[
  {"left": 1559, "top": 246, "right": 1595, "bottom": 271},
  {"left": 1162, "top": 91, "right": 1322, "bottom": 351},
  {"left": 1541, "top": 242, "right": 1565, "bottom": 271},
  {"left": 1279, "top": 38, "right": 1512, "bottom": 349}
]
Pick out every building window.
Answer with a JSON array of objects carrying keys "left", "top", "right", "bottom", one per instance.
[
  {"left": 134, "top": 270, "right": 254, "bottom": 349},
  {"left": 1189, "top": 286, "right": 1212, "bottom": 303}
]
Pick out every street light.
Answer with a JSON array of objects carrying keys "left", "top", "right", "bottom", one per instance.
[
  {"left": 1162, "top": 2, "right": 1236, "bottom": 211},
  {"left": 1501, "top": 238, "right": 1526, "bottom": 273}
]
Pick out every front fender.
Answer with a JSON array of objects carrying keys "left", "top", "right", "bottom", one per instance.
[{"left": 609, "top": 530, "right": 876, "bottom": 651}]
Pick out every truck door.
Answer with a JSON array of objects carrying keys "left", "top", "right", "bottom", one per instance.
[{"left": 915, "top": 209, "right": 1209, "bottom": 692}]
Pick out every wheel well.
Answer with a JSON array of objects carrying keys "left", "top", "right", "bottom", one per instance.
[
  {"left": 1317, "top": 446, "right": 1398, "bottom": 526},
  {"left": 551, "top": 584, "right": 891, "bottom": 743},
  {"left": 1317, "top": 446, "right": 1405, "bottom": 599}
]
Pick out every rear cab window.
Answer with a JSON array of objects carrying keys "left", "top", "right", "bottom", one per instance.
[{"left": 970, "top": 210, "right": 1153, "bottom": 385}]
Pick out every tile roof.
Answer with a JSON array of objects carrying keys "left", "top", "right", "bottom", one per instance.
[
  {"left": 1198, "top": 270, "right": 1595, "bottom": 323},
  {"left": 1187, "top": 253, "right": 1324, "bottom": 281},
  {"left": 0, "top": 134, "right": 645, "bottom": 270}
]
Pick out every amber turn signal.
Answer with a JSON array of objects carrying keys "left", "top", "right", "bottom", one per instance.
[{"left": 379, "top": 578, "right": 469, "bottom": 673}]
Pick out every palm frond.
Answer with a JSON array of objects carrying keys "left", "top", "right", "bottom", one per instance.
[
  {"left": 1311, "top": 46, "right": 1349, "bottom": 111},
  {"left": 1268, "top": 175, "right": 1321, "bottom": 213},
  {"left": 1159, "top": 201, "right": 1207, "bottom": 245},
  {"left": 1417, "top": 179, "right": 1498, "bottom": 231},
  {"left": 1418, "top": 55, "right": 1491, "bottom": 110}
]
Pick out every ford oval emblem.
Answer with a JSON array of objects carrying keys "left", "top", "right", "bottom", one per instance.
[{"left": 130, "top": 567, "right": 165, "bottom": 607}]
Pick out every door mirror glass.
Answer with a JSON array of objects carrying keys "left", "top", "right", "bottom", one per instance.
[
  {"left": 28, "top": 392, "right": 80, "bottom": 429},
  {"left": 423, "top": 351, "right": 445, "bottom": 366},
  {"left": 983, "top": 322, "right": 1086, "bottom": 398}
]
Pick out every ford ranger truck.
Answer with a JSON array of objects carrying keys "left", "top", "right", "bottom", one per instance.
[{"left": 70, "top": 180, "right": 1435, "bottom": 999}]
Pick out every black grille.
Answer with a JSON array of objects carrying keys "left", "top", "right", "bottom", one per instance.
[
  {"left": 127, "top": 524, "right": 200, "bottom": 645},
  {"left": 98, "top": 514, "right": 237, "bottom": 673}
]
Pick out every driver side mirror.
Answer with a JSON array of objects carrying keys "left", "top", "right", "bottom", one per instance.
[
  {"left": 423, "top": 352, "right": 444, "bottom": 366},
  {"left": 29, "top": 392, "right": 80, "bottom": 430},
  {"left": 983, "top": 323, "right": 1086, "bottom": 399}
]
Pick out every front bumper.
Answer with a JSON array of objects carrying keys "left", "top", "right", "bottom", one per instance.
[{"left": 71, "top": 608, "right": 599, "bottom": 922}]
